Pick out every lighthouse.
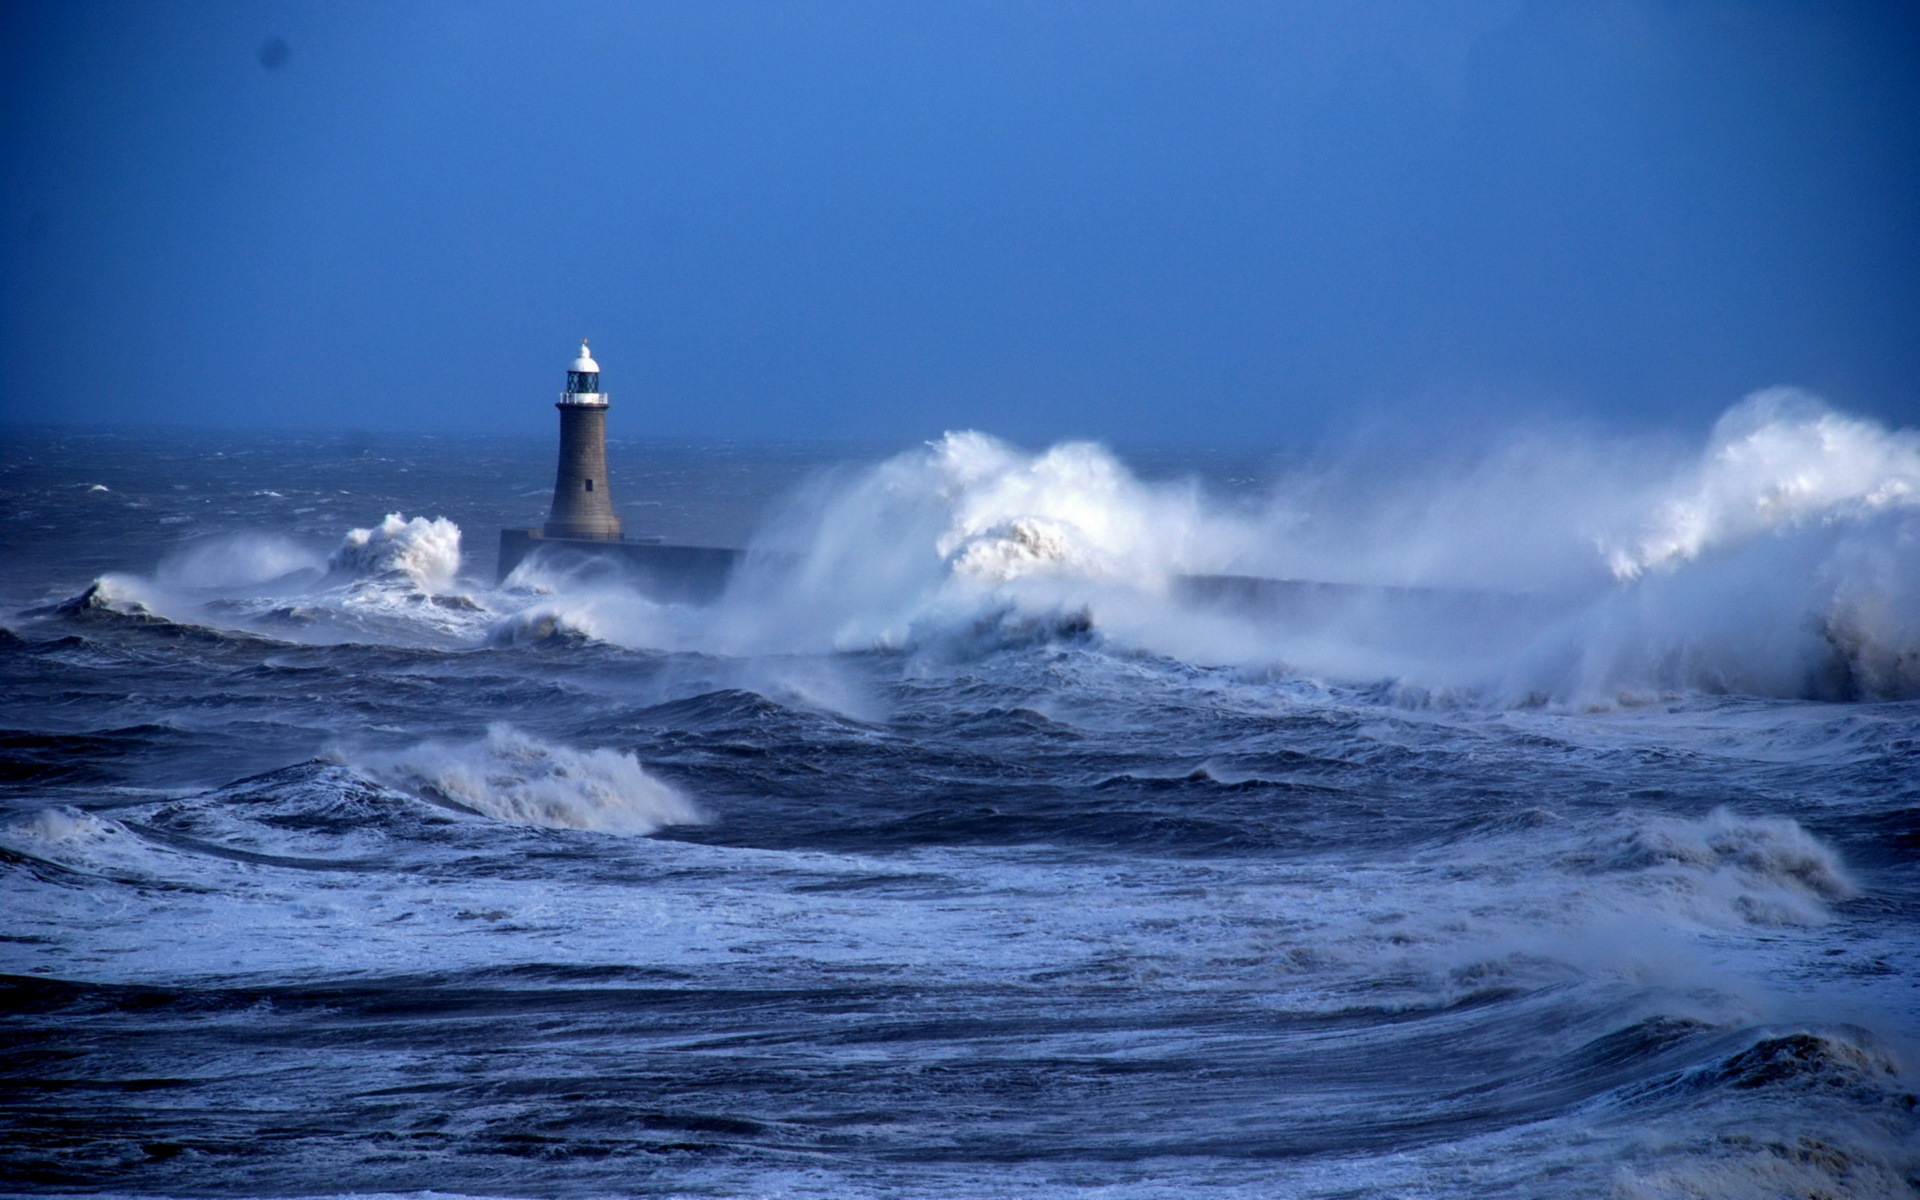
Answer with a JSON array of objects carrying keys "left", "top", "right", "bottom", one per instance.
[
  {"left": 543, "top": 340, "right": 622, "bottom": 540},
  {"left": 497, "top": 340, "right": 741, "bottom": 597}
]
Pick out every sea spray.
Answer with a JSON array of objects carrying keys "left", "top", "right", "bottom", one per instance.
[
  {"left": 156, "top": 533, "right": 325, "bottom": 590},
  {"left": 1605, "top": 389, "right": 1920, "bottom": 579},
  {"left": 686, "top": 392, "right": 1920, "bottom": 700},
  {"left": 709, "top": 431, "right": 1242, "bottom": 653}
]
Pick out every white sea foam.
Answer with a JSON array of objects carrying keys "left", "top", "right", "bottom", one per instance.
[
  {"left": 1606, "top": 388, "right": 1920, "bottom": 578},
  {"left": 926, "top": 432, "right": 1222, "bottom": 584},
  {"left": 0, "top": 804, "right": 205, "bottom": 884},
  {"left": 329, "top": 513, "right": 463, "bottom": 590},
  {"left": 1610, "top": 808, "right": 1854, "bottom": 901},
  {"left": 9, "top": 804, "right": 124, "bottom": 844},
  {"left": 343, "top": 724, "right": 702, "bottom": 834}
]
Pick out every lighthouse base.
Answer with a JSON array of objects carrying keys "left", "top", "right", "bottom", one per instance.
[{"left": 497, "top": 529, "right": 742, "bottom": 603}]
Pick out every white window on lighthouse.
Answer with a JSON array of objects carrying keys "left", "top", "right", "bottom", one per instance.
[{"left": 585, "top": 479, "right": 594, "bottom": 491}]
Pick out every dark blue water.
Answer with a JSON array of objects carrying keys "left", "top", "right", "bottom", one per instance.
[{"left": 2, "top": 421, "right": 1916, "bottom": 1198}]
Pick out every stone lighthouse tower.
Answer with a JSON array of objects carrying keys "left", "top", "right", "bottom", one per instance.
[
  {"left": 543, "top": 340, "right": 622, "bottom": 540},
  {"left": 498, "top": 339, "right": 738, "bottom": 592}
]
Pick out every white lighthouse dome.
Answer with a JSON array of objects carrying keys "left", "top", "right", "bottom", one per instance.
[{"left": 569, "top": 340, "right": 600, "bottom": 373}]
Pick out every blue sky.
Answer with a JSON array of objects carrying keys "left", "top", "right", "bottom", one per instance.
[{"left": 2, "top": 1, "right": 1916, "bottom": 446}]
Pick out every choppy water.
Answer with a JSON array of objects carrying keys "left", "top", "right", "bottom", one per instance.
[{"left": 3, "top": 403, "right": 1918, "bottom": 1198}]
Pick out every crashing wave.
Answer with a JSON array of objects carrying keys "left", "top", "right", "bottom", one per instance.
[
  {"left": 1593, "top": 807, "right": 1856, "bottom": 925},
  {"left": 1606, "top": 390, "right": 1920, "bottom": 579},
  {"left": 904, "top": 602, "right": 1097, "bottom": 661},
  {"left": 41, "top": 575, "right": 163, "bottom": 622},
  {"left": 36, "top": 394, "right": 1909, "bottom": 702},
  {"left": 1818, "top": 517, "right": 1920, "bottom": 699},
  {"left": 715, "top": 402, "right": 1919, "bottom": 700},
  {"left": 1507, "top": 390, "right": 1920, "bottom": 702},
  {"left": 328, "top": 513, "right": 462, "bottom": 590},
  {"left": 487, "top": 604, "right": 603, "bottom": 647},
  {"left": 16, "top": 516, "right": 489, "bottom": 649},
  {"left": 341, "top": 724, "right": 702, "bottom": 835},
  {"left": 0, "top": 804, "right": 201, "bottom": 885}
]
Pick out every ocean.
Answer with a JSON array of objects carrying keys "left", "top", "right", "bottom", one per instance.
[{"left": 3, "top": 394, "right": 1917, "bottom": 1198}]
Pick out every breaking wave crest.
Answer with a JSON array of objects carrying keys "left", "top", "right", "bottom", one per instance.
[
  {"left": 341, "top": 724, "right": 702, "bottom": 834},
  {"left": 1586, "top": 808, "right": 1857, "bottom": 928},
  {"left": 1607, "top": 809, "right": 1854, "bottom": 902},
  {"left": 1335, "top": 808, "right": 1863, "bottom": 1004},
  {"left": 45, "top": 574, "right": 166, "bottom": 622},
  {"left": 684, "top": 390, "right": 1920, "bottom": 702},
  {"left": 329, "top": 513, "right": 463, "bottom": 590},
  {"left": 18, "top": 394, "right": 1915, "bottom": 704},
  {"left": 705, "top": 431, "right": 1228, "bottom": 654},
  {"left": 1606, "top": 389, "right": 1920, "bottom": 579},
  {"left": 23, "top": 513, "right": 489, "bottom": 646}
]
